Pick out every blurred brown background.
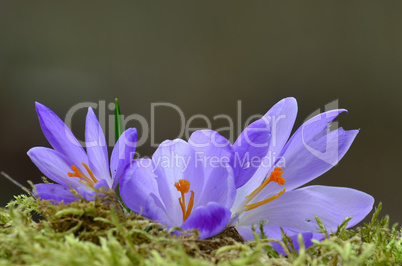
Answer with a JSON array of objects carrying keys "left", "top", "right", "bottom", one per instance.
[{"left": 1, "top": 2, "right": 401, "bottom": 224}]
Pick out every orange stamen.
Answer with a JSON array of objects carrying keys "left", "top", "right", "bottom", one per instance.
[
  {"left": 244, "top": 167, "right": 286, "bottom": 211},
  {"left": 174, "top": 179, "right": 190, "bottom": 194},
  {"left": 185, "top": 191, "right": 195, "bottom": 219},
  {"left": 178, "top": 197, "right": 186, "bottom": 221},
  {"left": 82, "top": 163, "right": 98, "bottom": 183},
  {"left": 269, "top": 167, "right": 285, "bottom": 185},
  {"left": 244, "top": 188, "right": 286, "bottom": 211},
  {"left": 68, "top": 163, "right": 98, "bottom": 186},
  {"left": 174, "top": 179, "right": 195, "bottom": 222}
]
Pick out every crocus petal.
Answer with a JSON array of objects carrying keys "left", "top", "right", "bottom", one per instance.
[
  {"left": 231, "top": 118, "right": 270, "bottom": 188},
  {"left": 35, "top": 102, "right": 88, "bottom": 171},
  {"left": 238, "top": 185, "right": 374, "bottom": 233},
  {"left": 152, "top": 139, "right": 205, "bottom": 226},
  {"left": 119, "top": 159, "right": 160, "bottom": 215},
  {"left": 188, "top": 130, "right": 236, "bottom": 209},
  {"left": 250, "top": 112, "right": 359, "bottom": 203},
  {"left": 85, "top": 107, "right": 110, "bottom": 186},
  {"left": 144, "top": 193, "right": 173, "bottom": 227},
  {"left": 34, "top": 183, "right": 79, "bottom": 203},
  {"left": 277, "top": 110, "right": 355, "bottom": 192},
  {"left": 232, "top": 97, "right": 298, "bottom": 188},
  {"left": 27, "top": 147, "right": 81, "bottom": 187},
  {"left": 110, "top": 128, "right": 138, "bottom": 189},
  {"left": 181, "top": 202, "right": 231, "bottom": 239},
  {"left": 259, "top": 97, "right": 298, "bottom": 161},
  {"left": 197, "top": 164, "right": 236, "bottom": 210},
  {"left": 188, "top": 130, "right": 233, "bottom": 180}
]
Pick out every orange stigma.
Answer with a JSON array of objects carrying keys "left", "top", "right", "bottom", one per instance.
[
  {"left": 68, "top": 162, "right": 98, "bottom": 186},
  {"left": 174, "top": 179, "right": 194, "bottom": 222},
  {"left": 244, "top": 167, "right": 286, "bottom": 211}
]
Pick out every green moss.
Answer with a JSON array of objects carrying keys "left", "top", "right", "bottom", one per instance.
[{"left": 0, "top": 195, "right": 400, "bottom": 265}]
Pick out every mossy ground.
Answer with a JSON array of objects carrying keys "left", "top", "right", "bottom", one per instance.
[{"left": 0, "top": 192, "right": 401, "bottom": 265}]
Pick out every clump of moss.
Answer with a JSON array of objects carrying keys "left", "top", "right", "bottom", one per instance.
[
  {"left": 0, "top": 193, "right": 401, "bottom": 265},
  {"left": 36, "top": 192, "right": 130, "bottom": 243}
]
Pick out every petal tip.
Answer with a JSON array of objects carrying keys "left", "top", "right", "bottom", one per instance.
[
  {"left": 87, "top": 106, "right": 95, "bottom": 114},
  {"left": 35, "top": 101, "right": 44, "bottom": 108},
  {"left": 35, "top": 102, "right": 48, "bottom": 113},
  {"left": 26, "top": 147, "right": 37, "bottom": 157},
  {"left": 284, "top": 96, "right": 297, "bottom": 105},
  {"left": 126, "top": 128, "right": 138, "bottom": 142}
]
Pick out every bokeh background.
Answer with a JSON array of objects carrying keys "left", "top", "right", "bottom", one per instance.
[{"left": 1, "top": 2, "right": 401, "bottom": 225}]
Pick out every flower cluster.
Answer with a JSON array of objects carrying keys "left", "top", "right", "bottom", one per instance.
[{"left": 28, "top": 98, "right": 374, "bottom": 254}]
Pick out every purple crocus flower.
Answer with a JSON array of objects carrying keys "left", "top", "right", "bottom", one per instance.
[
  {"left": 227, "top": 97, "right": 374, "bottom": 254},
  {"left": 28, "top": 103, "right": 137, "bottom": 203},
  {"left": 119, "top": 135, "right": 236, "bottom": 239},
  {"left": 194, "top": 97, "right": 373, "bottom": 254}
]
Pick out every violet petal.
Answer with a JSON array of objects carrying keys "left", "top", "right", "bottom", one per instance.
[
  {"left": 35, "top": 102, "right": 88, "bottom": 171},
  {"left": 232, "top": 97, "right": 297, "bottom": 188},
  {"left": 119, "top": 159, "right": 160, "bottom": 214},
  {"left": 181, "top": 202, "right": 231, "bottom": 239},
  {"left": 188, "top": 130, "right": 236, "bottom": 209},
  {"left": 188, "top": 129, "right": 233, "bottom": 179},
  {"left": 239, "top": 185, "right": 374, "bottom": 232},
  {"left": 196, "top": 164, "right": 236, "bottom": 210},
  {"left": 85, "top": 107, "right": 110, "bottom": 186},
  {"left": 27, "top": 147, "right": 80, "bottom": 187},
  {"left": 152, "top": 139, "right": 204, "bottom": 226},
  {"left": 34, "top": 183, "right": 79, "bottom": 203},
  {"left": 251, "top": 121, "right": 359, "bottom": 202},
  {"left": 144, "top": 193, "right": 173, "bottom": 227},
  {"left": 110, "top": 128, "right": 138, "bottom": 189}
]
